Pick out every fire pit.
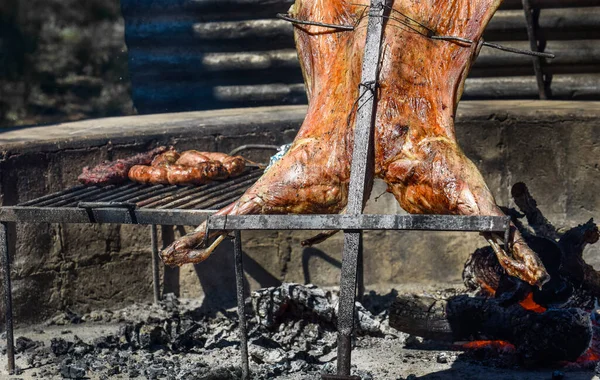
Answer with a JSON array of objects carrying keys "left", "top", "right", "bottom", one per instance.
[{"left": 1, "top": 0, "right": 599, "bottom": 378}]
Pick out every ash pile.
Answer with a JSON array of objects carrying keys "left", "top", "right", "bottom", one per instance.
[{"left": 3, "top": 284, "right": 398, "bottom": 379}]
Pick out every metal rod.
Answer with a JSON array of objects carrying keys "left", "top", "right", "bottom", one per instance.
[
  {"left": 228, "top": 144, "right": 280, "bottom": 157},
  {"left": 1, "top": 222, "right": 15, "bottom": 374},
  {"left": 357, "top": 238, "right": 365, "bottom": 302},
  {"left": 276, "top": 13, "right": 355, "bottom": 31},
  {"left": 19, "top": 185, "right": 86, "bottom": 206},
  {"left": 161, "top": 225, "right": 180, "bottom": 297},
  {"left": 335, "top": 0, "right": 387, "bottom": 376},
  {"left": 337, "top": 231, "right": 362, "bottom": 376},
  {"left": 233, "top": 230, "right": 250, "bottom": 379},
  {"left": 180, "top": 187, "right": 248, "bottom": 210},
  {"left": 36, "top": 186, "right": 110, "bottom": 207},
  {"left": 151, "top": 225, "right": 161, "bottom": 303},
  {"left": 522, "top": 0, "right": 549, "bottom": 99},
  {"left": 207, "top": 214, "right": 509, "bottom": 232},
  {"left": 155, "top": 170, "right": 262, "bottom": 210}
]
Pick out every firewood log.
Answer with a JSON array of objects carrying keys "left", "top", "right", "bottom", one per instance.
[{"left": 388, "top": 294, "right": 592, "bottom": 363}]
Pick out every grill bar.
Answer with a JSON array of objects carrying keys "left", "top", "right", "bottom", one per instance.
[
  {"left": 83, "top": 183, "right": 153, "bottom": 204},
  {"left": 19, "top": 185, "right": 86, "bottom": 206},
  {"left": 34, "top": 186, "right": 110, "bottom": 207},
  {"left": 178, "top": 179, "right": 257, "bottom": 209},
  {"left": 1, "top": 222, "right": 15, "bottom": 375},
  {"left": 111, "top": 185, "right": 174, "bottom": 204},
  {"left": 184, "top": 187, "right": 248, "bottom": 210}
]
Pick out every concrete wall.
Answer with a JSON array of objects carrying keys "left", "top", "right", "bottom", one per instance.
[{"left": 0, "top": 101, "right": 598, "bottom": 325}]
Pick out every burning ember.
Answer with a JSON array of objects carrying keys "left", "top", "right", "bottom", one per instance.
[
  {"left": 462, "top": 340, "right": 515, "bottom": 351},
  {"left": 518, "top": 293, "right": 547, "bottom": 313},
  {"left": 390, "top": 183, "right": 600, "bottom": 368}
]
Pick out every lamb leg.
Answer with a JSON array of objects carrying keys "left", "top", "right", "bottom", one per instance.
[
  {"left": 161, "top": 1, "right": 369, "bottom": 265},
  {"left": 372, "top": 0, "right": 548, "bottom": 286}
]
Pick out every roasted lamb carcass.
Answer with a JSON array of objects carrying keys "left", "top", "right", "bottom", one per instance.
[{"left": 161, "top": 0, "right": 549, "bottom": 287}]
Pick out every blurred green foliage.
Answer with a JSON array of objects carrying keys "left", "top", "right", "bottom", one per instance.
[{"left": 0, "top": 0, "right": 134, "bottom": 127}]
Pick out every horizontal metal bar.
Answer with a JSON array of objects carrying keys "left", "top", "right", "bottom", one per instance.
[
  {"left": 0, "top": 207, "right": 214, "bottom": 225},
  {"left": 0, "top": 207, "right": 510, "bottom": 232},
  {"left": 207, "top": 214, "right": 510, "bottom": 232},
  {"left": 78, "top": 202, "right": 137, "bottom": 209}
]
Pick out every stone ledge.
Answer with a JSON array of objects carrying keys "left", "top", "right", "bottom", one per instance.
[{"left": 1, "top": 101, "right": 599, "bottom": 156}]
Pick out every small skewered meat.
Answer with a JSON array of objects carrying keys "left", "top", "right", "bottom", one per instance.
[{"left": 78, "top": 146, "right": 167, "bottom": 186}]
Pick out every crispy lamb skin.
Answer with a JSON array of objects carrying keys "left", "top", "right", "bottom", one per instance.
[
  {"left": 160, "top": 0, "right": 548, "bottom": 287},
  {"left": 372, "top": 0, "right": 547, "bottom": 286}
]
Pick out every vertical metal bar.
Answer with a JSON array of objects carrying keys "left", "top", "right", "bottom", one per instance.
[
  {"left": 335, "top": 0, "right": 387, "bottom": 377},
  {"left": 161, "top": 226, "right": 180, "bottom": 297},
  {"left": 337, "top": 231, "right": 362, "bottom": 376},
  {"left": 356, "top": 236, "right": 365, "bottom": 302},
  {"left": 233, "top": 230, "right": 250, "bottom": 379},
  {"left": 150, "top": 225, "right": 161, "bottom": 304},
  {"left": 522, "top": 0, "right": 549, "bottom": 99},
  {"left": 1, "top": 222, "right": 15, "bottom": 374}
]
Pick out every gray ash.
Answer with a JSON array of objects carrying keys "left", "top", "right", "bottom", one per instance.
[{"left": 11, "top": 284, "right": 393, "bottom": 379}]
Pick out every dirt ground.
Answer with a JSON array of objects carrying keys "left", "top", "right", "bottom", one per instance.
[{"left": 0, "top": 285, "right": 598, "bottom": 380}]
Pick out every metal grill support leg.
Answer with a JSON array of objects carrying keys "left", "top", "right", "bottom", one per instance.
[
  {"left": 522, "top": 0, "right": 549, "bottom": 99},
  {"left": 357, "top": 241, "right": 364, "bottom": 302},
  {"left": 233, "top": 230, "right": 250, "bottom": 379},
  {"left": 1, "top": 222, "right": 15, "bottom": 374},
  {"left": 150, "top": 225, "right": 161, "bottom": 304},
  {"left": 329, "top": 0, "right": 386, "bottom": 377},
  {"left": 336, "top": 231, "right": 363, "bottom": 378}
]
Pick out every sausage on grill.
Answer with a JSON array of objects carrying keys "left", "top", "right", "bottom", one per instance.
[
  {"left": 151, "top": 150, "right": 181, "bottom": 167},
  {"left": 128, "top": 165, "right": 169, "bottom": 185},
  {"left": 166, "top": 162, "right": 228, "bottom": 185},
  {"left": 177, "top": 151, "right": 246, "bottom": 177}
]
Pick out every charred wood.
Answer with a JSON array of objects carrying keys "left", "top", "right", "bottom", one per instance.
[
  {"left": 511, "top": 182, "right": 559, "bottom": 240},
  {"left": 388, "top": 294, "right": 592, "bottom": 363},
  {"left": 464, "top": 183, "right": 600, "bottom": 308}
]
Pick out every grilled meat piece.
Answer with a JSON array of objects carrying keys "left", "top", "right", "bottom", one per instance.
[
  {"left": 128, "top": 165, "right": 169, "bottom": 185},
  {"left": 176, "top": 151, "right": 245, "bottom": 178},
  {"left": 175, "top": 151, "right": 211, "bottom": 166},
  {"left": 161, "top": 1, "right": 362, "bottom": 266},
  {"left": 78, "top": 146, "right": 167, "bottom": 186},
  {"left": 129, "top": 150, "right": 179, "bottom": 185},
  {"left": 166, "top": 163, "right": 228, "bottom": 185},
  {"left": 161, "top": 0, "right": 549, "bottom": 287},
  {"left": 128, "top": 150, "right": 244, "bottom": 186},
  {"left": 151, "top": 150, "right": 181, "bottom": 167}
]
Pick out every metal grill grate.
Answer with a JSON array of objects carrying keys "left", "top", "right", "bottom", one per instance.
[{"left": 19, "top": 167, "right": 263, "bottom": 211}]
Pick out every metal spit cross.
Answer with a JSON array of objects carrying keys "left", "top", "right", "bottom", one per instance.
[
  {"left": 233, "top": 1, "right": 384, "bottom": 378},
  {"left": 230, "top": 1, "right": 388, "bottom": 377}
]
